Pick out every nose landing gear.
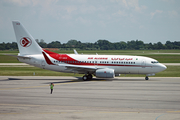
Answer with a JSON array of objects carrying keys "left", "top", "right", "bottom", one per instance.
[
  {"left": 145, "top": 73, "right": 155, "bottom": 80},
  {"left": 145, "top": 76, "right": 149, "bottom": 80}
]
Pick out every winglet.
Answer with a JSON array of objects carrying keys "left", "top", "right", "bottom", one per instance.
[
  {"left": 74, "top": 49, "right": 78, "bottom": 55},
  {"left": 42, "top": 52, "right": 55, "bottom": 65}
]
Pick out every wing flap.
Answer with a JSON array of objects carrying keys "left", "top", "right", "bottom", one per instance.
[{"left": 58, "top": 64, "right": 97, "bottom": 72}]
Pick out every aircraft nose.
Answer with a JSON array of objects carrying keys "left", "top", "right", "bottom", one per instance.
[{"left": 160, "top": 64, "right": 167, "bottom": 71}]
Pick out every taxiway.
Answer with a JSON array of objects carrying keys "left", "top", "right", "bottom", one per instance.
[{"left": 0, "top": 76, "right": 180, "bottom": 120}]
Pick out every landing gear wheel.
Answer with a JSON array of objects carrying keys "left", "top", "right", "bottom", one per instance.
[
  {"left": 87, "top": 74, "right": 93, "bottom": 80},
  {"left": 82, "top": 75, "right": 88, "bottom": 81},
  {"left": 145, "top": 76, "right": 149, "bottom": 80}
]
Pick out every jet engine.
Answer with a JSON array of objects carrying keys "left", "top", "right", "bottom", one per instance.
[{"left": 95, "top": 68, "right": 115, "bottom": 78}]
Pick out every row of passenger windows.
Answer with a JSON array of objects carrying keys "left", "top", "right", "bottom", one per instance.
[
  {"left": 112, "top": 61, "right": 136, "bottom": 64},
  {"left": 54, "top": 61, "right": 97, "bottom": 63},
  {"left": 53, "top": 60, "right": 136, "bottom": 64}
]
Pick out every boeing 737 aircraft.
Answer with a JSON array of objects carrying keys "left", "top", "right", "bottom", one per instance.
[{"left": 12, "top": 21, "right": 167, "bottom": 80}]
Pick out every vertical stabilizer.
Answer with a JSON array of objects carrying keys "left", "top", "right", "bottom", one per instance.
[{"left": 12, "top": 21, "right": 42, "bottom": 55}]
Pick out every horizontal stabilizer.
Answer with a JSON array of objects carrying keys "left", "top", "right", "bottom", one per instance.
[{"left": 4, "top": 54, "right": 31, "bottom": 59}]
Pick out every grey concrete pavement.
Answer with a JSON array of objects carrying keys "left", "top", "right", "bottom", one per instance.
[{"left": 0, "top": 76, "right": 180, "bottom": 120}]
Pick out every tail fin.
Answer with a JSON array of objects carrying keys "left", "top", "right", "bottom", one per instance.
[{"left": 12, "top": 21, "right": 42, "bottom": 55}]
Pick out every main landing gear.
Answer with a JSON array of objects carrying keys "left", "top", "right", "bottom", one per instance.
[
  {"left": 82, "top": 74, "right": 93, "bottom": 80},
  {"left": 145, "top": 76, "right": 149, "bottom": 80}
]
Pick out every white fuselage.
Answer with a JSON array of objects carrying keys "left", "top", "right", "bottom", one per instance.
[{"left": 18, "top": 53, "right": 167, "bottom": 76}]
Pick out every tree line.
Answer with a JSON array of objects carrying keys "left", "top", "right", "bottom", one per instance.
[{"left": 0, "top": 39, "right": 180, "bottom": 50}]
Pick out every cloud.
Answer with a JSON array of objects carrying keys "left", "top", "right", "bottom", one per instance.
[
  {"left": 150, "top": 10, "right": 163, "bottom": 19},
  {"left": 168, "top": 10, "right": 178, "bottom": 17},
  {"left": 111, "top": 0, "right": 147, "bottom": 13},
  {"left": 5, "top": 0, "right": 32, "bottom": 6},
  {"left": 76, "top": 17, "right": 92, "bottom": 25},
  {"left": 160, "top": 0, "right": 175, "bottom": 3},
  {"left": 112, "top": 10, "right": 127, "bottom": 17},
  {"left": 5, "top": 0, "right": 49, "bottom": 6}
]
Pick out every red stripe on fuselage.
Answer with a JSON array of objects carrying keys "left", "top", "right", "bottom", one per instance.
[
  {"left": 43, "top": 49, "right": 77, "bottom": 61},
  {"left": 42, "top": 52, "right": 55, "bottom": 65}
]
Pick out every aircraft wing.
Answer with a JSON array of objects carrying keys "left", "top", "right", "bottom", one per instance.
[
  {"left": 17, "top": 56, "right": 31, "bottom": 59},
  {"left": 58, "top": 64, "right": 97, "bottom": 73}
]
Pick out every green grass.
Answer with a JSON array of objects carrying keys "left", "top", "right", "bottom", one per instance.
[
  {"left": 0, "top": 67, "right": 81, "bottom": 76},
  {"left": 0, "top": 66, "right": 179, "bottom": 77},
  {"left": 0, "top": 54, "right": 20, "bottom": 63},
  {"left": 140, "top": 54, "right": 180, "bottom": 63},
  {"left": 0, "top": 50, "right": 19, "bottom": 53}
]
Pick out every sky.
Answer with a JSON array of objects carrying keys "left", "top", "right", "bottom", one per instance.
[{"left": 0, "top": 0, "right": 180, "bottom": 44}]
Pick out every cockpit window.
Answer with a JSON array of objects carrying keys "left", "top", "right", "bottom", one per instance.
[{"left": 151, "top": 61, "right": 159, "bottom": 64}]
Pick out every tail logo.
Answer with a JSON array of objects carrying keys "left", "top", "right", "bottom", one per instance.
[{"left": 20, "top": 37, "right": 32, "bottom": 47}]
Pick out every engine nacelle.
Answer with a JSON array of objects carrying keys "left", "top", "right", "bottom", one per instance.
[{"left": 95, "top": 68, "right": 115, "bottom": 78}]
